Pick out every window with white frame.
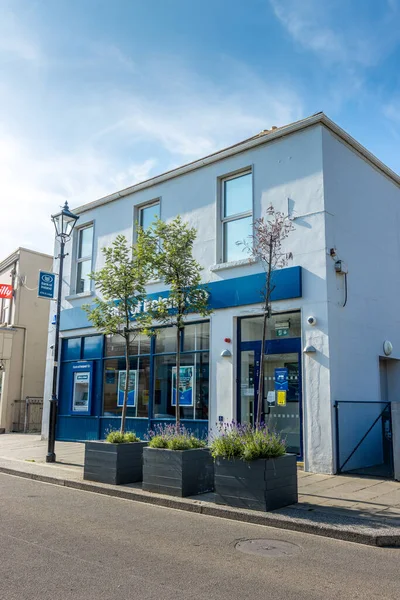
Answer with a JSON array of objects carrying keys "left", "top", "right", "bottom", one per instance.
[
  {"left": 75, "top": 225, "right": 93, "bottom": 294},
  {"left": 138, "top": 201, "right": 160, "bottom": 231},
  {"left": 221, "top": 171, "right": 253, "bottom": 263}
]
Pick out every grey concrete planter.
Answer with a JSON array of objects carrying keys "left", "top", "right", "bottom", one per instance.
[
  {"left": 84, "top": 441, "right": 147, "bottom": 485},
  {"left": 142, "top": 447, "right": 214, "bottom": 497},
  {"left": 214, "top": 454, "right": 298, "bottom": 511}
]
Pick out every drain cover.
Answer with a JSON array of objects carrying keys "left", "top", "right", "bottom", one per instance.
[{"left": 235, "top": 539, "right": 300, "bottom": 558}]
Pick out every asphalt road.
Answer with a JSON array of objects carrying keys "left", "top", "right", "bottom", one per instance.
[{"left": 0, "top": 473, "right": 399, "bottom": 600}]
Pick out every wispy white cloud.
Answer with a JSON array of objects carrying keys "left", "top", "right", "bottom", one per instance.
[
  {"left": 93, "top": 57, "right": 303, "bottom": 158},
  {"left": 383, "top": 100, "right": 400, "bottom": 124},
  {"left": 0, "top": 5, "right": 42, "bottom": 65},
  {"left": 269, "top": 0, "right": 400, "bottom": 67},
  {"left": 0, "top": 9, "right": 304, "bottom": 258},
  {"left": 0, "top": 128, "right": 157, "bottom": 256}
]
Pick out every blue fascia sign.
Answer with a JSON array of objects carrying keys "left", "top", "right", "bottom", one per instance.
[
  {"left": 60, "top": 266, "right": 303, "bottom": 331},
  {"left": 38, "top": 271, "right": 56, "bottom": 299}
]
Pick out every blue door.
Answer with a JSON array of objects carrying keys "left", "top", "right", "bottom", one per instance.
[{"left": 238, "top": 337, "right": 303, "bottom": 459}]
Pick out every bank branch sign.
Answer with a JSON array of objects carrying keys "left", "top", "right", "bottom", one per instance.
[{"left": 38, "top": 271, "right": 56, "bottom": 299}]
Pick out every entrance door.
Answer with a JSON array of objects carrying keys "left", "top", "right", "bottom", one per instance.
[
  {"left": 239, "top": 337, "right": 303, "bottom": 459},
  {"left": 259, "top": 351, "right": 301, "bottom": 456}
]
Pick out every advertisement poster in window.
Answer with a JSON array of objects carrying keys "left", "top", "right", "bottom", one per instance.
[
  {"left": 117, "top": 370, "right": 137, "bottom": 407},
  {"left": 172, "top": 366, "right": 194, "bottom": 406}
]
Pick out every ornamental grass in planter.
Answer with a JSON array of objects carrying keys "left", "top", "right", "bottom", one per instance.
[
  {"left": 84, "top": 430, "right": 147, "bottom": 485},
  {"left": 142, "top": 424, "right": 214, "bottom": 497},
  {"left": 210, "top": 422, "right": 298, "bottom": 511}
]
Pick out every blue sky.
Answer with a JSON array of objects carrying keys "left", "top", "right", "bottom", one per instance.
[{"left": 1, "top": 0, "right": 400, "bottom": 256}]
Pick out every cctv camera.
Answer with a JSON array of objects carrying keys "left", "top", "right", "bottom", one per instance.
[{"left": 307, "top": 316, "right": 317, "bottom": 326}]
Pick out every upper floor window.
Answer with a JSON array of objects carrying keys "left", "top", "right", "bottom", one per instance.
[
  {"left": 76, "top": 225, "right": 93, "bottom": 294},
  {"left": 221, "top": 171, "right": 252, "bottom": 263},
  {"left": 139, "top": 201, "right": 160, "bottom": 231}
]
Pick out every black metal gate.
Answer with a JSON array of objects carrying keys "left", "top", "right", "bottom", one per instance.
[
  {"left": 334, "top": 400, "right": 393, "bottom": 478},
  {"left": 11, "top": 397, "right": 43, "bottom": 433}
]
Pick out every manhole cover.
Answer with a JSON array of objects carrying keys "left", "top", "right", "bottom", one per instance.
[{"left": 235, "top": 539, "right": 300, "bottom": 558}]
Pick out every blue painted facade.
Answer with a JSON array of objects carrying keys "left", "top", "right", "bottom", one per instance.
[
  {"left": 60, "top": 266, "right": 302, "bottom": 331},
  {"left": 56, "top": 267, "right": 303, "bottom": 443}
]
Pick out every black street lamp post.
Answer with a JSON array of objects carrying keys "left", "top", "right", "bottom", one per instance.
[{"left": 46, "top": 201, "right": 79, "bottom": 463}]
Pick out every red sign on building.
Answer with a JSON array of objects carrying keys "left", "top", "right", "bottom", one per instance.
[{"left": 0, "top": 284, "right": 13, "bottom": 299}]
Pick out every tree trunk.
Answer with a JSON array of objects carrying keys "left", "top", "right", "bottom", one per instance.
[
  {"left": 256, "top": 310, "right": 268, "bottom": 427},
  {"left": 120, "top": 335, "right": 130, "bottom": 435},
  {"left": 175, "top": 326, "right": 181, "bottom": 427},
  {"left": 257, "top": 239, "right": 273, "bottom": 428}
]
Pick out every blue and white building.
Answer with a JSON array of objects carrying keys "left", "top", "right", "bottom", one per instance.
[{"left": 41, "top": 113, "right": 400, "bottom": 475}]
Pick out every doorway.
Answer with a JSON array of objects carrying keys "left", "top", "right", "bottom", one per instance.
[{"left": 238, "top": 313, "right": 303, "bottom": 459}]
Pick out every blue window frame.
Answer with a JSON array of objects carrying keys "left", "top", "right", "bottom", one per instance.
[
  {"left": 57, "top": 323, "right": 210, "bottom": 442},
  {"left": 237, "top": 313, "right": 303, "bottom": 460}
]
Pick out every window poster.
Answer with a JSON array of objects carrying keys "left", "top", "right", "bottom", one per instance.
[
  {"left": 172, "top": 366, "right": 194, "bottom": 407},
  {"left": 117, "top": 370, "right": 137, "bottom": 407},
  {"left": 274, "top": 368, "right": 289, "bottom": 391}
]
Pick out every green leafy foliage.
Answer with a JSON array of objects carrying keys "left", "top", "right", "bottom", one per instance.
[
  {"left": 146, "top": 216, "right": 212, "bottom": 329},
  {"left": 106, "top": 430, "right": 140, "bottom": 443},
  {"left": 145, "top": 217, "right": 213, "bottom": 424},
  {"left": 83, "top": 231, "right": 155, "bottom": 434},
  {"left": 210, "top": 422, "right": 286, "bottom": 461},
  {"left": 83, "top": 231, "right": 155, "bottom": 337}
]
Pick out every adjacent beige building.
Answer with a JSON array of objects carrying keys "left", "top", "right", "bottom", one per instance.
[{"left": 0, "top": 248, "right": 52, "bottom": 432}]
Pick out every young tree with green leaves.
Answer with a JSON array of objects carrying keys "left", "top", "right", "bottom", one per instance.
[
  {"left": 83, "top": 232, "right": 155, "bottom": 435},
  {"left": 241, "top": 205, "right": 294, "bottom": 427},
  {"left": 147, "top": 216, "right": 212, "bottom": 426}
]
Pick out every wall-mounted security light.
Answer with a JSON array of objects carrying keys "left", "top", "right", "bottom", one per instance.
[
  {"left": 383, "top": 341, "right": 393, "bottom": 356},
  {"left": 334, "top": 260, "right": 348, "bottom": 274},
  {"left": 303, "top": 345, "right": 316, "bottom": 353},
  {"left": 221, "top": 349, "right": 232, "bottom": 357}
]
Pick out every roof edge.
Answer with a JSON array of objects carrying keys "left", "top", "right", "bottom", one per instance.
[
  {"left": 73, "top": 113, "right": 400, "bottom": 215},
  {"left": 0, "top": 250, "right": 20, "bottom": 274},
  {"left": 0, "top": 247, "right": 53, "bottom": 274}
]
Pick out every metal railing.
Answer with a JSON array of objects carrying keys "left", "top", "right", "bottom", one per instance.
[
  {"left": 334, "top": 400, "right": 393, "bottom": 478},
  {"left": 12, "top": 397, "right": 43, "bottom": 433}
]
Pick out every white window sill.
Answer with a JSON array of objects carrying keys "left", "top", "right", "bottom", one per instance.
[
  {"left": 210, "top": 257, "right": 257, "bottom": 272},
  {"left": 65, "top": 291, "right": 94, "bottom": 301}
]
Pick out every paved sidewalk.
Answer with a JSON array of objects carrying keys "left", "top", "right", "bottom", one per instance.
[{"left": 1, "top": 433, "right": 399, "bottom": 546}]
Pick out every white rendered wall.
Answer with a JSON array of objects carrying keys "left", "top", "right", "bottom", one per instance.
[
  {"left": 323, "top": 128, "right": 400, "bottom": 471},
  {"left": 42, "top": 125, "right": 335, "bottom": 474}
]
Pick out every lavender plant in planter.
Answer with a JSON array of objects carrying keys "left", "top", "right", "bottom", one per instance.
[
  {"left": 210, "top": 423, "right": 298, "bottom": 511},
  {"left": 142, "top": 424, "right": 214, "bottom": 497},
  {"left": 84, "top": 431, "right": 147, "bottom": 485}
]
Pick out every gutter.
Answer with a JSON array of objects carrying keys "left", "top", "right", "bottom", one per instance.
[{"left": 0, "top": 252, "right": 20, "bottom": 276}]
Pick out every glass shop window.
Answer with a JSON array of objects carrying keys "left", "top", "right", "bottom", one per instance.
[
  {"left": 103, "top": 356, "right": 150, "bottom": 418},
  {"left": 105, "top": 332, "right": 151, "bottom": 357},
  {"left": 153, "top": 352, "right": 209, "bottom": 421},
  {"left": 183, "top": 322, "right": 210, "bottom": 352},
  {"left": 241, "top": 312, "right": 301, "bottom": 342}
]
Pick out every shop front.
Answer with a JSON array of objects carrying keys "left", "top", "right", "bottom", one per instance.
[
  {"left": 54, "top": 267, "right": 303, "bottom": 447},
  {"left": 56, "top": 322, "right": 210, "bottom": 441},
  {"left": 238, "top": 311, "right": 302, "bottom": 458}
]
